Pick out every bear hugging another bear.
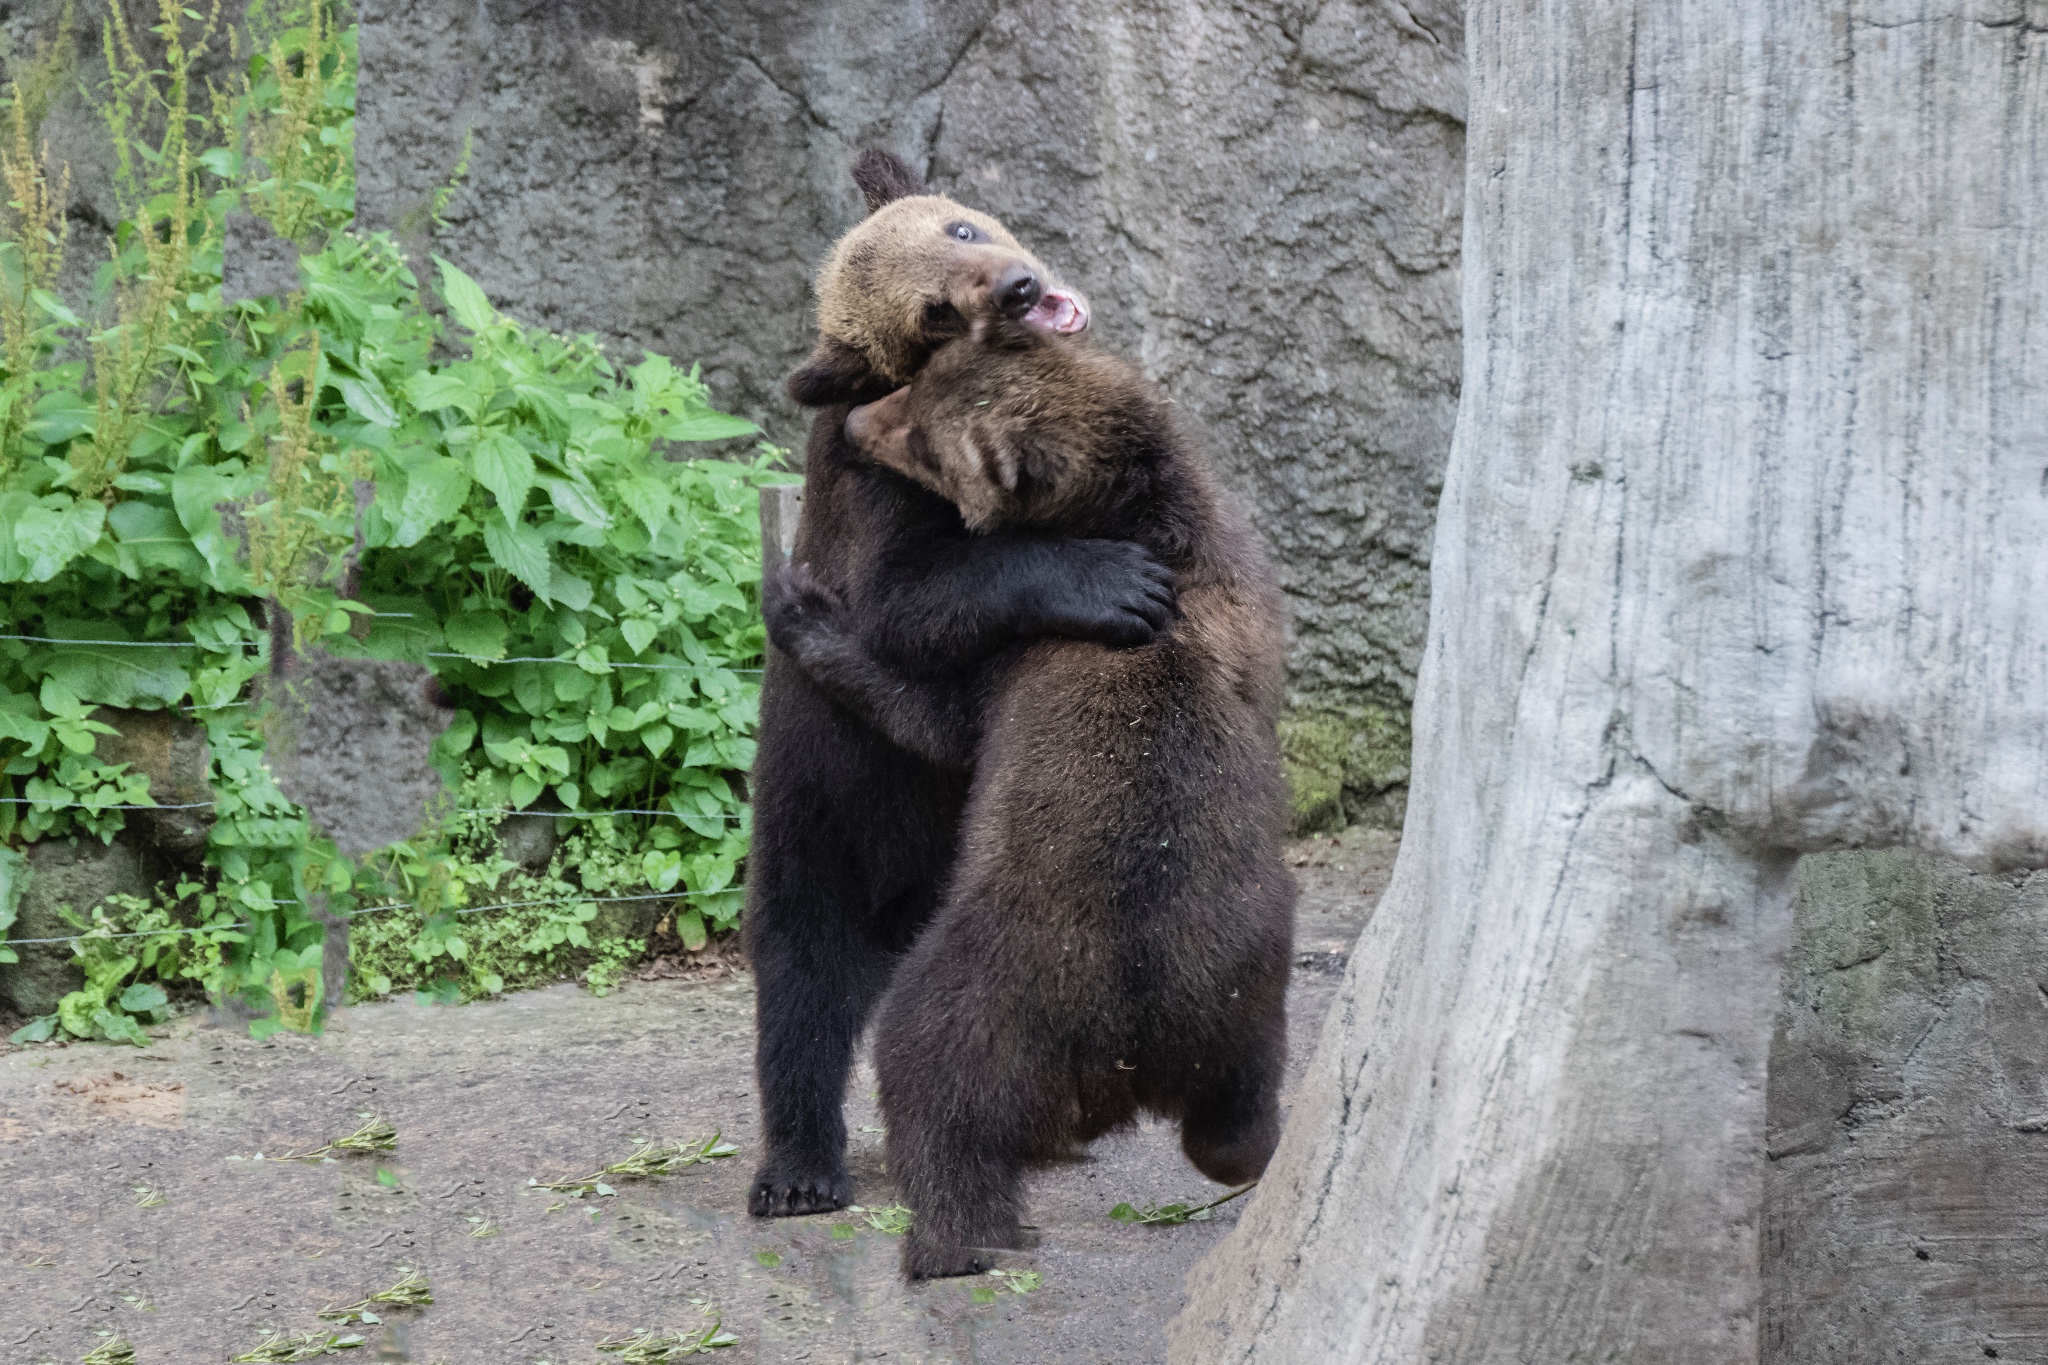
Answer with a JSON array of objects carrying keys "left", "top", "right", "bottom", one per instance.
[{"left": 746, "top": 151, "right": 1295, "bottom": 1280}]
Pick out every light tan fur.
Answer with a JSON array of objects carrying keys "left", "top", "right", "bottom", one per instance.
[{"left": 815, "top": 197, "right": 1059, "bottom": 385}]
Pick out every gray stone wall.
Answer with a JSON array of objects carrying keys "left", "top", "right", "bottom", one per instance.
[{"left": 354, "top": 0, "right": 1466, "bottom": 829}]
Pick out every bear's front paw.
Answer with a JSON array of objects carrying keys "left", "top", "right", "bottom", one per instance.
[
  {"left": 761, "top": 561, "right": 847, "bottom": 656},
  {"left": 748, "top": 1163, "right": 851, "bottom": 1218}
]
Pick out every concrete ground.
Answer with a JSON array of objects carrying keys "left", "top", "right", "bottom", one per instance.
[{"left": 0, "top": 828, "right": 1398, "bottom": 1365}]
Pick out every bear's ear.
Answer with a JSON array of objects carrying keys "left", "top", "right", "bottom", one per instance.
[
  {"left": 787, "top": 335, "right": 884, "bottom": 408},
  {"left": 852, "top": 150, "right": 925, "bottom": 215}
]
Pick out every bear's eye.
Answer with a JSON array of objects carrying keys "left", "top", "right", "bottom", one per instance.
[{"left": 945, "top": 220, "right": 982, "bottom": 243}]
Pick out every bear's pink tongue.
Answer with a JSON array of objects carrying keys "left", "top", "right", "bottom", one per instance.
[{"left": 1023, "top": 288, "right": 1090, "bottom": 335}]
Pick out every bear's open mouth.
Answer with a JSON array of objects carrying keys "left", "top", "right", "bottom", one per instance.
[{"left": 1023, "top": 287, "right": 1090, "bottom": 335}]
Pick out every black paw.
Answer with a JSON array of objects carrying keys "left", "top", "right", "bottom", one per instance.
[
  {"left": 748, "top": 1164, "right": 852, "bottom": 1218},
  {"left": 1035, "top": 538, "right": 1177, "bottom": 648},
  {"left": 761, "top": 561, "right": 845, "bottom": 656}
]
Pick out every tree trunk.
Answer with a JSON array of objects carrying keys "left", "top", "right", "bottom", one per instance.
[{"left": 1172, "top": 4, "right": 2048, "bottom": 1360}]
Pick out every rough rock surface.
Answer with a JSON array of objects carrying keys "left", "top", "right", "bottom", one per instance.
[
  {"left": 354, "top": 0, "right": 1466, "bottom": 822},
  {"left": 1764, "top": 853, "right": 2048, "bottom": 1363},
  {"left": 0, "top": 836, "right": 153, "bottom": 1016},
  {"left": 259, "top": 653, "right": 454, "bottom": 859}
]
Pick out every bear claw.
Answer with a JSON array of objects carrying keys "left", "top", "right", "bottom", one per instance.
[{"left": 748, "top": 1166, "right": 851, "bottom": 1218}]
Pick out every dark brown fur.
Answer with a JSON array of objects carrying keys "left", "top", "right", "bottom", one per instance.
[
  {"left": 770, "top": 318, "right": 1295, "bottom": 1278},
  {"left": 745, "top": 154, "right": 1175, "bottom": 1222}
]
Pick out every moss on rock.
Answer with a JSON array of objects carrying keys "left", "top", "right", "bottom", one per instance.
[{"left": 1280, "top": 703, "right": 1413, "bottom": 836}]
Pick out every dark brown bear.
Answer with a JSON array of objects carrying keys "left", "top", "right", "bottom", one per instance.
[
  {"left": 744, "top": 153, "right": 1178, "bottom": 1220},
  {"left": 766, "top": 313, "right": 1295, "bottom": 1279}
]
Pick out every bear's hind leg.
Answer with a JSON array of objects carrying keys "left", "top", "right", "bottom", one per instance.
[
  {"left": 1178, "top": 1047, "right": 1283, "bottom": 1189},
  {"left": 747, "top": 882, "right": 913, "bottom": 1218},
  {"left": 875, "top": 969, "right": 1048, "bottom": 1279}
]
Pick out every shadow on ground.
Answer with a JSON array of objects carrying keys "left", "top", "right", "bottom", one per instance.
[{"left": 0, "top": 830, "right": 1396, "bottom": 1364}]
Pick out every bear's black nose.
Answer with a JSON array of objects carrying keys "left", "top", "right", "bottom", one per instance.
[{"left": 993, "top": 264, "right": 1042, "bottom": 318}]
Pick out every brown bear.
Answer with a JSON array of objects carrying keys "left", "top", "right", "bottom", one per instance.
[
  {"left": 745, "top": 153, "right": 1178, "bottom": 1219},
  {"left": 765, "top": 311, "right": 1296, "bottom": 1278}
]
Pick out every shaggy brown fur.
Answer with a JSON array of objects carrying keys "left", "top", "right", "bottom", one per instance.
[
  {"left": 767, "top": 315, "right": 1295, "bottom": 1279},
  {"left": 744, "top": 153, "right": 1174, "bottom": 1223}
]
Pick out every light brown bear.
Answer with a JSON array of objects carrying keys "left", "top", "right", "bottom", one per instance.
[{"left": 765, "top": 312, "right": 1295, "bottom": 1279}]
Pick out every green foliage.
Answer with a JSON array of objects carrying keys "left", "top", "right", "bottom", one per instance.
[
  {"left": 596, "top": 1319, "right": 739, "bottom": 1361},
  {"left": 970, "top": 1267, "right": 1042, "bottom": 1303},
  {"left": 230, "top": 1329, "right": 367, "bottom": 1362},
  {"left": 528, "top": 1131, "right": 737, "bottom": 1199},
  {"left": 844, "top": 1204, "right": 912, "bottom": 1236},
  {"left": 1106, "top": 1182, "right": 1257, "bottom": 1226},
  {"left": 0, "top": 2, "right": 774, "bottom": 1044}
]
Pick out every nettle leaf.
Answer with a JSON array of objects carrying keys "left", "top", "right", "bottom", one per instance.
[
  {"left": 393, "top": 457, "right": 471, "bottom": 546},
  {"left": 508, "top": 771, "right": 543, "bottom": 809},
  {"left": 405, "top": 370, "right": 481, "bottom": 419},
  {"left": 513, "top": 382, "right": 570, "bottom": 442},
  {"left": 14, "top": 495, "right": 106, "bottom": 582},
  {"left": 482, "top": 512, "right": 552, "bottom": 603},
  {"left": 443, "top": 611, "right": 509, "bottom": 660},
  {"left": 119, "top": 982, "right": 168, "bottom": 1015},
  {"left": 540, "top": 476, "right": 610, "bottom": 529},
  {"left": 661, "top": 410, "right": 759, "bottom": 443},
  {"left": 337, "top": 374, "right": 399, "bottom": 427},
  {"left": 0, "top": 693, "right": 50, "bottom": 748},
  {"left": 550, "top": 569, "right": 593, "bottom": 613},
  {"left": 434, "top": 257, "right": 497, "bottom": 333},
  {"left": 620, "top": 617, "right": 659, "bottom": 655},
  {"left": 472, "top": 432, "right": 536, "bottom": 517}
]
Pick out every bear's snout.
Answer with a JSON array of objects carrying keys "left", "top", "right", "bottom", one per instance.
[{"left": 993, "top": 263, "right": 1043, "bottom": 318}]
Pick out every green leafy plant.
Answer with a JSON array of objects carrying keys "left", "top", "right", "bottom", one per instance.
[
  {"left": 845, "top": 1204, "right": 912, "bottom": 1236},
  {"left": 1107, "top": 1182, "right": 1257, "bottom": 1226},
  {"left": 81, "top": 1332, "right": 136, "bottom": 1365},
  {"left": 595, "top": 1319, "right": 738, "bottom": 1361},
  {"left": 970, "top": 1267, "right": 1042, "bottom": 1302},
  {"left": 230, "top": 1330, "right": 366, "bottom": 1362},
  {"left": 0, "top": 1, "right": 778, "bottom": 1043},
  {"left": 317, "top": 1267, "right": 431, "bottom": 1324},
  {"left": 528, "top": 1132, "right": 737, "bottom": 1198}
]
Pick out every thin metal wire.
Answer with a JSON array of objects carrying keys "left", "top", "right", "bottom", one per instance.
[
  {"left": 4, "top": 887, "right": 739, "bottom": 946},
  {"left": 458, "top": 807, "right": 743, "bottom": 822},
  {"left": 425, "top": 650, "right": 762, "bottom": 674},
  {"left": 1, "top": 795, "right": 741, "bottom": 822},
  {"left": 1, "top": 633, "right": 762, "bottom": 673},
  {"left": 0, "top": 799, "right": 215, "bottom": 809},
  {"left": 0, "top": 634, "right": 245, "bottom": 649}
]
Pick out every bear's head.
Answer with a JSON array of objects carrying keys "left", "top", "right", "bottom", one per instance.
[
  {"left": 788, "top": 151, "right": 1091, "bottom": 408},
  {"left": 843, "top": 315, "right": 1162, "bottom": 535}
]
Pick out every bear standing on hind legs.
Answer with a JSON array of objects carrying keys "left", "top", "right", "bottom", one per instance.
[
  {"left": 766, "top": 312, "right": 1296, "bottom": 1279},
  {"left": 744, "top": 152, "right": 1178, "bottom": 1218}
]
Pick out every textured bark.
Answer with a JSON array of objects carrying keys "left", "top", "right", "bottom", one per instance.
[
  {"left": 1173, "top": 4, "right": 2048, "bottom": 1360},
  {"left": 1765, "top": 853, "right": 2048, "bottom": 1362}
]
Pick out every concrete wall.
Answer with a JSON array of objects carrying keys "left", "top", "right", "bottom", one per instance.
[{"left": 353, "top": 0, "right": 1467, "bottom": 830}]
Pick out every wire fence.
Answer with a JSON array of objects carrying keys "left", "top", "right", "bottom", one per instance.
[
  {"left": 0, "top": 633, "right": 761, "bottom": 675},
  {"left": 1, "top": 796, "right": 743, "bottom": 823},
  {"left": 1, "top": 633, "right": 759, "bottom": 952},
  {"left": 2, "top": 886, "right": 739, "bottom": 947}
]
